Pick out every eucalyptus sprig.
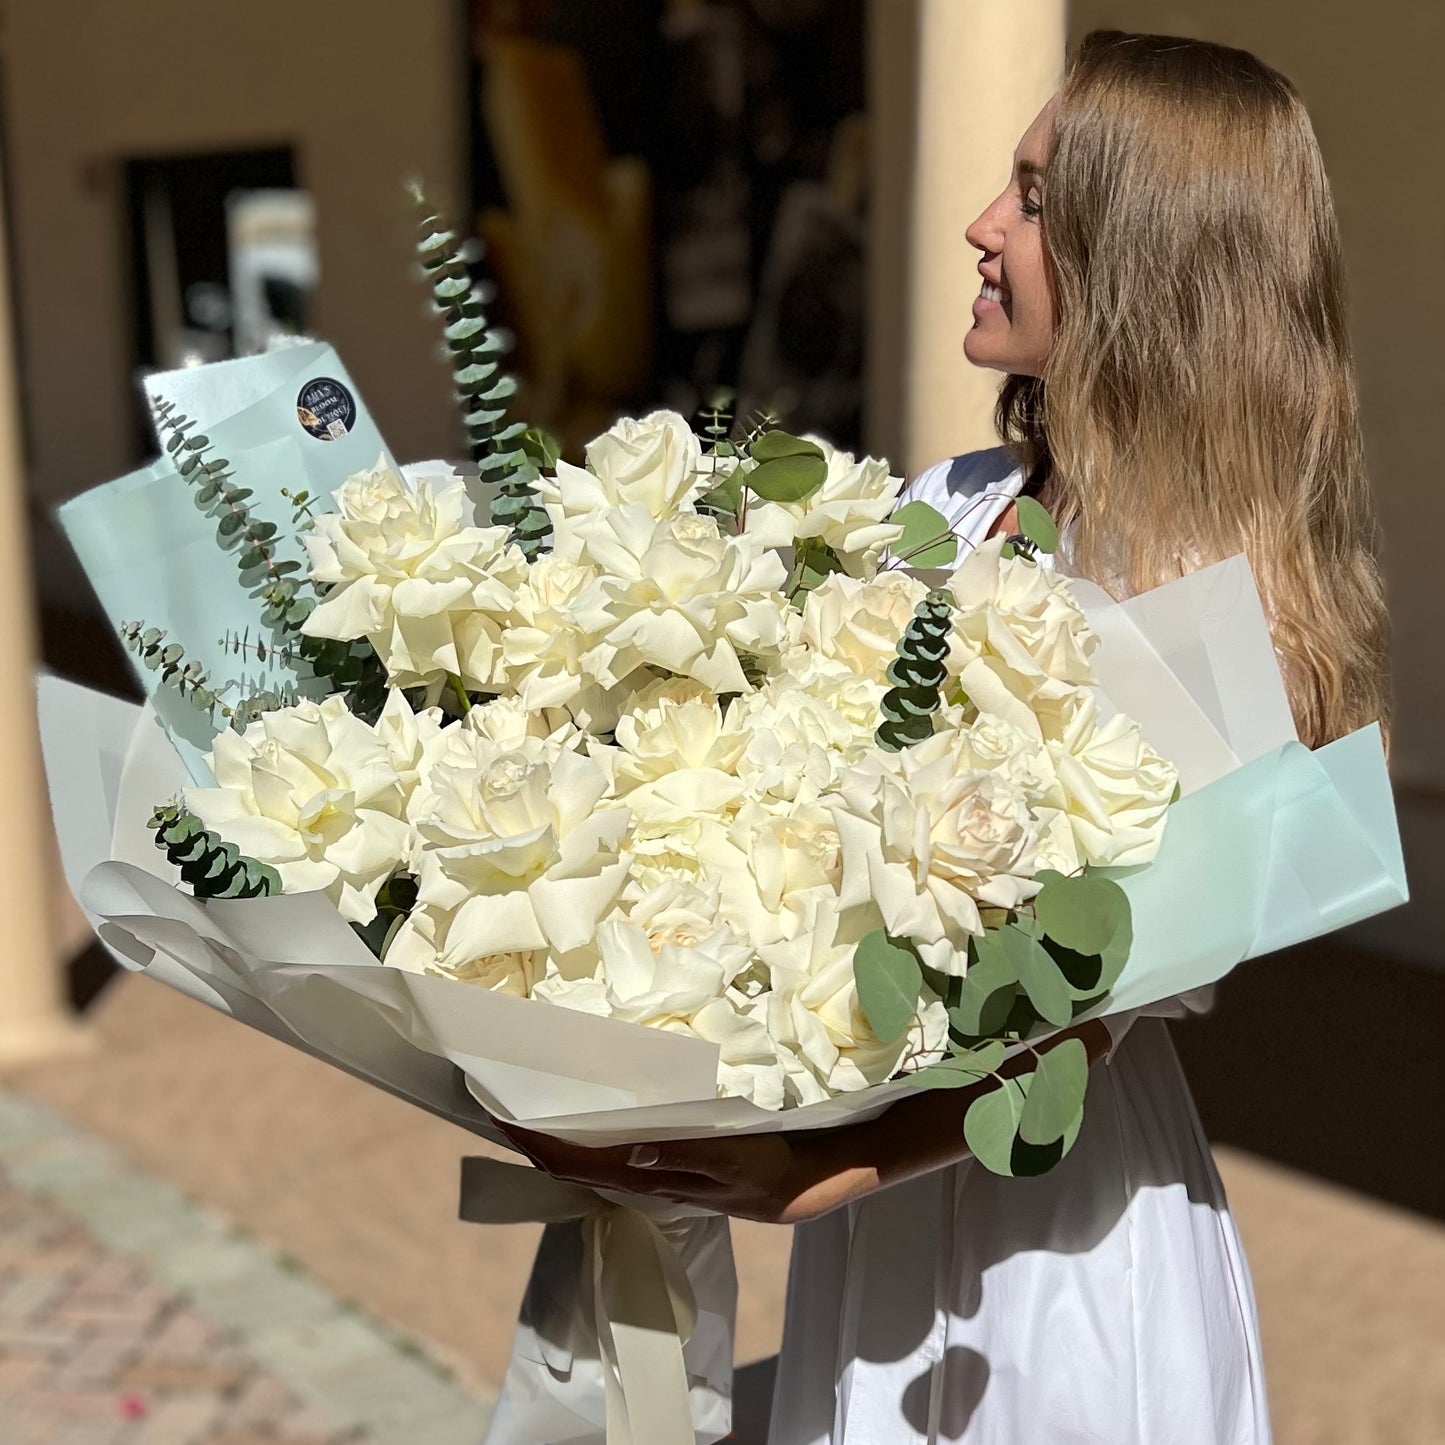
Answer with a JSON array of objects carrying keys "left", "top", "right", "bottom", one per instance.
[
  {"left": 410, "top": 183, "right": 550, "bottom": 560},
  {"left": 150, "top": 396, "right": 308, "bottom": 635},
  {"left": 121, "top": 622, "right": 232, "bottom": 717},
  {"left": 875, "top": 589, "right": 955, "bottom": 751},
  {"left": 150, "top": 800, "right": 281, "bottom": 900},
  {"left": 853, "top": 869, "right": 1133, "bottom": 1177}
]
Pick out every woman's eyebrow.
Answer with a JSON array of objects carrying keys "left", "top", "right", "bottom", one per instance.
[{"left": 1017, "top": 159, "right": 1047, "bottom": 183}]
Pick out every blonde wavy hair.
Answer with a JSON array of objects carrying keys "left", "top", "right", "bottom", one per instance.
[{"left": 999, "top": 31, "right": 1390, "bottom": 750}]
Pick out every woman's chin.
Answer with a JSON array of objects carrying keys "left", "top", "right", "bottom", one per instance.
[{"left": 963, "top": 330, "right": 1010, "bottom": 373}]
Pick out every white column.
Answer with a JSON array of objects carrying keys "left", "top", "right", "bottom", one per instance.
[
  {"left": 0, "top": 147, "right": 89, "bottom": 1069},
  {"left": 868, "top": 0, "right": 1066, "bottom": 477}
]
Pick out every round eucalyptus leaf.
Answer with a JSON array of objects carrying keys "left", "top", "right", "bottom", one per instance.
[
  {"left": 1035, "top": 873, "right": 1130, "bottom": 957},
  {"left": 749, "top": 429, "right": 824, "bottom": 464},
  {"left": 1018, "top": 1037, "right": 1089, "bottom": 1146},
  {"left": 939, "top": 1039, "right": 1006, "bottom": 1079},
  {"left": 699, "top": 468, "right": 745, "bottom": 516},
  {"left": 951, "top": 933, "right": 1019, "bottom": 1038},
  {"left": 1015, "top": 495, "right": 1059, "bottom": 554},
  {"left": 890, "top": 501, "right": 959, "bottom": 568},
  {"left": 979, "top": 924, "right": 1072, "bottom": 1029},
  {"left": 853, "top": 931, "right": 923, "bottom": 1042},
  {"left": 1010, "top": 1095, "right": 1085, "bottom": 1177},
  {"left": 747, "top": 454, "right": 827, "bottom": 504},
  {"left": 963, "top": 1076, "right": 1026, "bottom": 1176}
]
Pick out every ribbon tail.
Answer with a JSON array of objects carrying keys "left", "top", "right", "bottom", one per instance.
[{"left": 595, "top": 1210, "right": 699, "bottom": 1445}]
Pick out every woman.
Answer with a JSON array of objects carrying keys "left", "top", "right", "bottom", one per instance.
[{"left": 510, "top": 31, "right": 1390, "bottom": 1443}]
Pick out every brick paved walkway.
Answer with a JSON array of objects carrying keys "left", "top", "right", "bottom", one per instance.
[
  {"left": 0, "top": 1089, "right": 492, "bottom": 1445},
  {"left": 0, "top": 1172, "right": 361, "bottom": 1444}
]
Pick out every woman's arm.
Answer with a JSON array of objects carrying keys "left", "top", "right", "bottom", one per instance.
[{"left": 498, "top": 1019, "right": 1111, "bottom": 1226}]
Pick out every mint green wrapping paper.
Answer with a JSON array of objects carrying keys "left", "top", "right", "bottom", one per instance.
[
  {"left": 1104, "top": 723, "right": 1404, "bottom": 1016},
  {"left": 56, "top": 344, "right": 390, "bottom": 783}
]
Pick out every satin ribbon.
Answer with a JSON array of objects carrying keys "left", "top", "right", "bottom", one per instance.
[{"left": 460, "top": 1156, "right": 700, "bottom": 1445}]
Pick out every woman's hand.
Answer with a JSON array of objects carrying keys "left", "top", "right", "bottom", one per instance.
[
  {"left": 494, "top": 1020, "right": 1111, "bottom": 1225},
  {"left": 493, "top": 1121, "right": 843, "bottom": 1225}
]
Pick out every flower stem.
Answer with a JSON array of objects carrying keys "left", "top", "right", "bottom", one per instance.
[{"left": 447, "top": 673, "right": 473, "bottom": 715}]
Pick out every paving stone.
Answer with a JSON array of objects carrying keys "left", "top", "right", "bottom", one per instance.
[
  {"left": 0, "top": 1124, "right": 493, "bottom": 1444},
  {"left": 129, "top": 1393, "right": 222, "bottom": 1444},
  {"left": 191, "top": 1261, "right": 338, "bottom": 1336}
]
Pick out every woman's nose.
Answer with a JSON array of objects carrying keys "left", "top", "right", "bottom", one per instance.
[{"left": 965, "top": 194, "right": 1006, "bottom": 256}]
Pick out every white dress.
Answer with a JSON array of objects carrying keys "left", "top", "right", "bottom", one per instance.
[{"left": 766, "top": 450, "right": 1273, "bottom": 1445}]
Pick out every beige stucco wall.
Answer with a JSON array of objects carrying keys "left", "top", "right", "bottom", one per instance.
[
  {"left": 1063, "top": 2, "right": 1444, "bottom": 782},
  {"left": 3, "top": 0, "right": 466, "bottom": 514}
]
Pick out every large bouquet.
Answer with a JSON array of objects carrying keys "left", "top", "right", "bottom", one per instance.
[
  {"left": 44, "top": 200, "right": 1406, "bottom": 1445},
  {"left": 166, "top": 405, "right": 1177, "bottom": 1160}
]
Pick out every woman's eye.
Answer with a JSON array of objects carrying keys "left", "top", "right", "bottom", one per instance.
[{"left": 1021, "top": 193, "right": 1043, "bottom": 220}]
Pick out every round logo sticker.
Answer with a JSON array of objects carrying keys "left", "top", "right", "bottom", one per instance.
[{"left": 296, "top": 377, "right": 357, "bottom": 441}]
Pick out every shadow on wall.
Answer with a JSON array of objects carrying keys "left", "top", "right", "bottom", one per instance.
[{"left": 1174, "top": 940, "right": 1445, "bottom": 1221}]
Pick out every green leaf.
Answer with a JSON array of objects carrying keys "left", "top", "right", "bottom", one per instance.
[
  {"left": 941, "top": 1040, "right": 1006, "bottom": 1079},
  {"left": 747, "top": 453, "right": 827, "bottom": 504},
  {"left": 797, "top": 542, "right": 844, "bottom": 593},
  {"left": 902, "top": 1042, "right": 1004, "bottom": 1090},
  {"left": 964, "top": 1076, "right": 1027, "bottom": 1175},
  {"left": 1018, "top": 1037, "right": 1089, "bottom": 1146},
  {"left": 217, "top": 513, "right": 243, "bottom": 538},
  {"left": 890, "top": 501, "right": 959, "bottom": 568},
  {"left": 698, "top": 467, "right": 745, "bottom": 516},
  {"left": 1035, "top": 873, "right": 1131, "bottom": 959},
  {"left": 521, "top": 427, "right": 561, "bottom": 473},
  {"left": 749, "top": 430, "right": 824, "bottom": 464},
  {"left": 1015, "top": 495, "right": 1058, "bottom": 553},
  {"left": 1006, "top": 922, "right": 1073, "bottom": 1028},
  {"left": 950, "top": 935, "right": 1018, "bottom": 1038},
  {"left": 853, "top": 931, "right": 923, "bottom": 1042}
]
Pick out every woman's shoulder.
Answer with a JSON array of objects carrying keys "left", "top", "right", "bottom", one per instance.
[{"left": 906, "top": 446, "right": 1022, "bottom": 507}]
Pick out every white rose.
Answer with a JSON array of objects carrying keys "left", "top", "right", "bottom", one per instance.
[
  {"left": 534, "top": 896, "right": 788, "bottom": 1109},
  {"left": 501, "top": 553, "right": 609, "bottom": 712},
  {"left": 186, "top": 696, "right": 412, "bottom": 924},
  {"left": 537, "top": 410, "right": 705, "bottom": 523},
  {"left": 373, "top": 690, "right": 445, "bottom": 808},
  {"left": 385, "top": 904, "right": 541, "bottom": 997},
  {"left": 948, "top": 535, "right": 1098, "bottom": 689},
  {"left": 830, "top": 730, "right": 1040, "bottom": 974},
  {"left": 744, "top": 437, "right": 906, "bottom": 578},
  {"left": 570, "top": 506, "right": 791, "bottom": 694},
  {"left": 704, "top": 799, "right": 843, "bottom": 946},
  {"left": 760, "top": 912, "right": 948, "bottom": 1104},
  {"left": 614, "top": 678, "right": 747, "bottom": 788},
  {"left": 408, "top": 729, "right": 630, "bottom": 957},
  {"left": 944, "top": 709, "right": 1054, "bottom": 803},
  {"left": 462, "top": 694, "right": 580, "bottom": 752},
  {"left": 302, "top": 461, "right": 527, "bottom": 690},
  {"left": 1048, "top": 691, "right": 1177, "bottom": 867},
  {"left": 731, "top": 679, "right": 866, "bottom": 807},
  {"left": 791, "top": 570, "right": 930, "bottom": 684}
]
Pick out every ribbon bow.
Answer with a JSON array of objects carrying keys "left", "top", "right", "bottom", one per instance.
[{"left": 460, "top": 1156, "right": 701, "bottom": 1445}]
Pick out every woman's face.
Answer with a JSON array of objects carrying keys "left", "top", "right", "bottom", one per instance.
[{"left": 963, "top": 99, "right": 1057, "bottom": 378}]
